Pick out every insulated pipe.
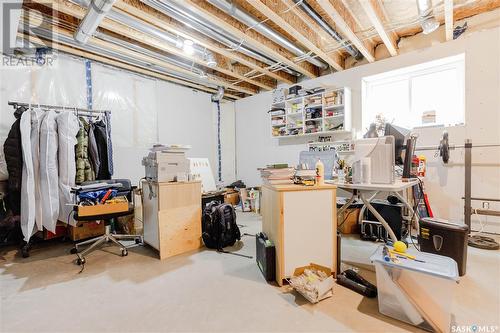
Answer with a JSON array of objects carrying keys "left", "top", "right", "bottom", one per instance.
[
  {"left": 142, "top": 0, "right": 300, "bottom": 76},
  {"left": 416, "top": 0, "right": 439, "bottom": 34},
  {"left": 28, "top": 26, "right": 219, "bottom": 89},
  {"left": 71, "top": 0, "right": 216, "bottom": 65},
  {"left": 205, "top": 0, "right": 327, "bottom": 69},
  {"left": 292, "top": 0, "right": 363, "bottom": 60},
  {"left": 74, "top": 0, "right": 117, "bottom": 44}
]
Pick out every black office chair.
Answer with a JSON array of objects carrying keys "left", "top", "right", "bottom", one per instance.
[{"left": 70, "top": 179, "right": 143, "bottom": 265}]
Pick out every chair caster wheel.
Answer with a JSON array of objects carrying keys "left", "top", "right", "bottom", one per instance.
[
  {"left": 76, "top": 258, "right": 85, "bottom": 265},
  {"left": 121, "top": 249, "right": 128, "bottom": 257},
  {"left": 21, "top": 247, "right": 30, "bottom": 258},
  {"left": 70, "top": 247, "right": 78, "bottom": 254}
]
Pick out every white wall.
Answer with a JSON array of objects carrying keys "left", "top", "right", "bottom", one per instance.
[
  {"left": 0, "top": 53, "right": 236, "bottom": 187},
  {"left": 235, "top": 19, "right": 500, "bottom": 232}
]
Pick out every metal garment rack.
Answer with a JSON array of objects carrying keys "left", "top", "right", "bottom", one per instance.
[{"left": 8, "top": 101, "right": 110, "bottom": 117}]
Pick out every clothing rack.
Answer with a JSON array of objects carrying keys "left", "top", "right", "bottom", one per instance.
[{"left": 8, "top": 101, "right": 110, "bottom": 117}]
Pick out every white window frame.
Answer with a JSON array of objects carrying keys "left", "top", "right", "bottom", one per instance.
[{"left": 362, "top": 54, "right": 465, "bottom": 130}]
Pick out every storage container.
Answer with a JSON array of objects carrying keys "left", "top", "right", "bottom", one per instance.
[{"left": 371, "top": 246, "right": 459, "bottom": 332}]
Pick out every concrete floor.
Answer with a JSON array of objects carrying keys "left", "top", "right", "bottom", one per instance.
[{"left": 1, "top": 212, "right": 499, "bottom": 333}]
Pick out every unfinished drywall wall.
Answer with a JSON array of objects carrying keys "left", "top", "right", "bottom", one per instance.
[
  {"left": 235, "top": 15, "right": 500, "bottom": 233},
  {"left": 0, "top": 53, "right": 236, "bottom": 186}
]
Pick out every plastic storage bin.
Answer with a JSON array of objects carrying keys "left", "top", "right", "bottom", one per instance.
[{"left": 371, "top": 246, "right": 459, "bottom": 332}]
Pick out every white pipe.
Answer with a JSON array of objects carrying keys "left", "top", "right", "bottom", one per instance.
[{"left": 74, "top": 0, "right": 117, "bottom": 44}]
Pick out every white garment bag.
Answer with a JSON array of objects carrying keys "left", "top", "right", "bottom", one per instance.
[
  {"left": 30, "top": 108, "right": 44, "bottom": 231},
  {"left": 39, "top": 111, "right": 60, "bottom": 233},
  {"left": 20, "top": 111, "right": 36, "bottom": 241},
  {"left": 56, "top": 112, "right": 79, "bottom": 225}
]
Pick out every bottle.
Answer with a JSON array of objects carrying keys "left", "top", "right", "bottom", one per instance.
[{"left": 315, "top": 159, "right": 324, "bottom": 185}]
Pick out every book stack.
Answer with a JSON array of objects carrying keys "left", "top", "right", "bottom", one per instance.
[{"left": 259, "top": 164, "right": 294, "bottom": 185}]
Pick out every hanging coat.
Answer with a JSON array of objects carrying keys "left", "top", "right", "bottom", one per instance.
[
  {"left": 88, "top": 122, "right": 100, "bottom": 177},
  {"left": 30, "top": 108, "right": 44, "bottom": 231},
  {"left": 75, "top": 118, "right": 95, "bottom": 184},
  {"left": 94, "top": 120, "right": 111, "bottom": 180},
  {"left": 20, "top": 111, "right": 36, "bottom": 241},
  {"left": 3, "top": 112, "right": 23, "bottom": 215},
  {"left": 104, "top": 112, "right": 114, "bottom": 177},
  {"left": 39, "top": 111, "right": 59, "bottom": 233},
  {"left": 56, "top": 112, "right": 79, "bottom": 225}
]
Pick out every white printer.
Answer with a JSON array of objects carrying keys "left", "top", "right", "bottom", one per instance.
[{"left": 142, "top": 144, "right": 191, "bottom": 182}]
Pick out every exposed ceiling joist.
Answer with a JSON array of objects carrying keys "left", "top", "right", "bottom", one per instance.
[
  {"left": 445, "top": 0, "right": 454, "bottom": 41},
  {"left": 315, "top": 0, "right": 375, "bottom": 62},
  {"left": 25, "top": 11, "right": 253, "bottom": 95},
  {"left": 359, "top": 0, "right": 398, "bottom": 56},
  {"left": 246, "top": 0, "right": 343, "bottom": 71},
  {"left": 280, "top": 0, "right": 345, "bottom": 54},
  {"left": 115, "top": 0, "right": 296, "bottom": 85},
  {"left": 19, "top": 32, "right": 241, "bottom": 100},
  {"left": 179, "top": 0, "right": 319, "bottom": 79},
  {"left": 39, "top": 0, "right": 263, "bottom": 93}
]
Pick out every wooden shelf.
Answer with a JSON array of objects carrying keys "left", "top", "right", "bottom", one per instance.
[{"left": 269, "top": 87, "right": 351, "bottom": 139}]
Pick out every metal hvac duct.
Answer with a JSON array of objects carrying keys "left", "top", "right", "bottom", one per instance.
[
  {"left": 141, "top": 0, "right": 300, "bottom": 76},
  {"left": 71, "top": 0, "right": 216, "bottom": 66},
  {"left": 205, "top": 0, "right": 327, "bottom": 69},
  {"left": 416, "top": 0, "right": 439, "bottom": 34},
  {"left": 74, "top": 0, "right": 117, "bottom": 44},
  {"left": 292, "top": 0, "right": 363, "bottom": 60},
  {"left": 25, "top": 25, "right": 220, "bottom": 89}
]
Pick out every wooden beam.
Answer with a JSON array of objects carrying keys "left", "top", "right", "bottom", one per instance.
[
  {"left": 315, "top": 0, "right": 375, "bottom": 62},
  {"left": 359, "top": 0, "right": 398, "bottom": 56},
  {"left": 115, "top": 0, "right": 296, "bottom": 85},
  {"left": 246, "top": 0, "right": 343, "bottom": 71},
  {"left": 179, "top": 0, "right": 319, "bottom": 78},
  {"left": 445, "top": 0, "right": 454, "bottom": 41},
  {"left": 40, "top": 0, "right": 260, "bottom": 93},
  {"left": 19, "top": 32, "right": 241, "bottom": 100},
  {"left": 24, "top": 11, "right": 253, "bottom": 95}
]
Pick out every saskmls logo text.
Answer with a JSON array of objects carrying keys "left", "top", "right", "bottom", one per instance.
[{"left": 452, "top": 325, "right": 499, "bottom": 333}]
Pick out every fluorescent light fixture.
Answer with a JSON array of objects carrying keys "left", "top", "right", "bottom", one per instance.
[
  {"left": 74, "top": 0, "right": 117, "bottom": 44},
  {"left": 183, "top": 39, "right": 194, "bottom": 55}
]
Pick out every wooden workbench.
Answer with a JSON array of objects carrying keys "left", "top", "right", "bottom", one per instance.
[{"left": 261, "top": 183, "right": 337, "bottom": 286}]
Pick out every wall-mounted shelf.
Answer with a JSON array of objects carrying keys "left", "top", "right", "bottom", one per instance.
[{"left": 270, "top": 87, "right": 351, "bottom": 138}]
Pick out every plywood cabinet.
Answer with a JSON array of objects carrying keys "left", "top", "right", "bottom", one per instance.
[
  {"left": 261, "top": 184, "right": 337, "bottom": 286},
  {"left": 142, "top": 181, "right": 202, "bottom": 260}
]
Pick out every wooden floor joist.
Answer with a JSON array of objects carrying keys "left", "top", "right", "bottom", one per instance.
[
  {"left": 24, "top": 11, "right": 253, "bottom": 95},
  {"left": 19, "top": 32, "right": 241, "bottom": 100},
  {"left": 246, "top": 0, "right": 343, "bottom": 71},
  {"left": 179, "top": 0, "right": 319, "bottom": 79},
  {"left": 314, "top": 0, "right": 375, "bottom": 62},
  {"left": 115, "top": 0, "right": 296, "bottom": 85},
  {"left": 445, "top": 0, "right": 454, "bottom": 41},
  {"left": 359, "top": 0, "right": 398, "bottom": 56}
]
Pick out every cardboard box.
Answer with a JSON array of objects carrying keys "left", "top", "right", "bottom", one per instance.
[
  {"left": 224, "top": 191, "right": 240, "bottom": 206},
  {"left": 338, "top": 208, "right": 360, "bottom": 234},
  {"left": 43, "top": 222, "right": 67, "bottom": 240},
  {"left": 78, "top": 201, "right": 129, "bottom": 217},
  {"left": 290, "top": 263, "right": 334, "bottom": 303},
  {"left": 67, "top": 220, "right": 105, "bottom": 241}
]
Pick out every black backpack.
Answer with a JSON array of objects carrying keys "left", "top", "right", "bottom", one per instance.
[{"left": 202, "top": 202, "right": 241, "bottom": 250}]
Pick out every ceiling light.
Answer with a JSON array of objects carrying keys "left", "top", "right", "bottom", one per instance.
[{"left": 183, "top": 39, "right": 194, "bottom": 55}]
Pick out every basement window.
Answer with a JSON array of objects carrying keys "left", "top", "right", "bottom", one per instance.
[{"left": 362, "top": 54, "right": 465, "bottom": 131}]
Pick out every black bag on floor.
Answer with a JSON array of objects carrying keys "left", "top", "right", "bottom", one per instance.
[{"left": 202, "top": 202, "right": 241, "bottom": 250}]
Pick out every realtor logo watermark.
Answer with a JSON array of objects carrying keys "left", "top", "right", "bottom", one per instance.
[
  {"left": 1, "top": 1, "right": 56, "bottom": 68},
  {"left": 452, "top": 325, "right": 499, "bottom": 333}
]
